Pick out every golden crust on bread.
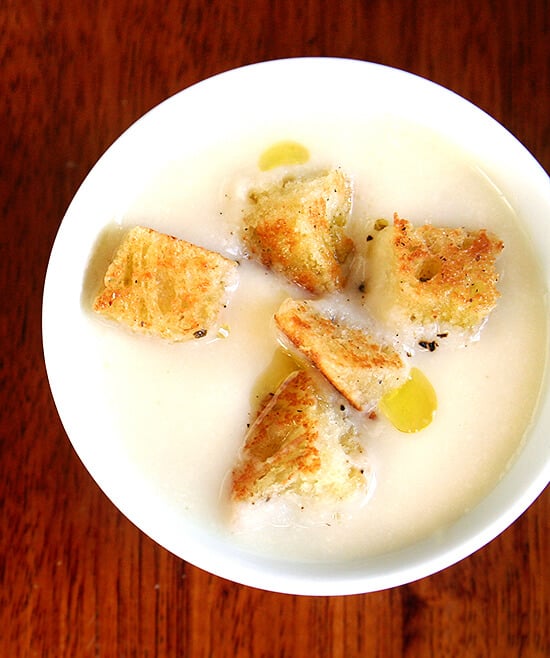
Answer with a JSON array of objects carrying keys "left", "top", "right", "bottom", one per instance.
[
  {"left": 274, "top": 298, "right": 407, "bottom": 411},
  {"left": 231, "top": 369, "right": 369, "bottom": 505},
  {"left": 242, "top": 169, "right": 354, "bottom": 294},
  {"left": 366, "top": 214, "right": 504, "bottom": 336},
  {"left": 93, "top": 226, "right": 237, "bottom": 341}
]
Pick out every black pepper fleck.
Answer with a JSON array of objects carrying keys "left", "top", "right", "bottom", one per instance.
[{"left": 418, "top": 340, "right": 438, "bottom": 352}]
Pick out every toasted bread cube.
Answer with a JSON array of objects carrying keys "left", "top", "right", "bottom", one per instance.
[
  {"left": 231, "top": 370, "right": 370, "bottom": 510},
  {"left": 275, "top": 298, "right": 407, "bottom": 411},
  {"left": 242, "top": 169, "right": 354, "bottom": 294},
  {"left": 93, "top": 226, "right": 238, "bottom": 341},
  {"left": 365, "top": 215, "right": 503, "bottom": 340}
]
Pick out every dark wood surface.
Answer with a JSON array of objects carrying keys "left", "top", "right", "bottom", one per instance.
[{"left": 2, "top": 1, "right": 549, "bottom": 656}]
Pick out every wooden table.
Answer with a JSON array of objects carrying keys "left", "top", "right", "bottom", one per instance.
[{"left": 2, "top": 1, "right": 548, "bottom": 655}]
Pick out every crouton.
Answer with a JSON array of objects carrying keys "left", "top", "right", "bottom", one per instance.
[
  {"left": 365, "top": 214, "right": 503, "bottom": 340},
  {"left": 93, "top": 226, "right": 238, "bottom": 341},
  {"left": 231, "top": 370, "right": 371, "bottom": 514},
  {"left": 242, "top": 168, "right": 354, "bottom": 294},
  {"left": 274, "top": 298, "right": 407, "bottom": 412}
]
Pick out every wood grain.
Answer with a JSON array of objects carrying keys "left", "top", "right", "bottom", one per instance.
[{"left": 1, "top": 0, "right": 548, "bottom": 656}]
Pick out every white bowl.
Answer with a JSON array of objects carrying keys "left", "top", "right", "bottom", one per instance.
[{"left": 43, "top": 58, "right": 550, "bottom": 595}]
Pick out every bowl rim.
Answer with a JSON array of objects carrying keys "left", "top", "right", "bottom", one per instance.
[{"left": 43, "top": 57, "right": 550, "bottom": 596}]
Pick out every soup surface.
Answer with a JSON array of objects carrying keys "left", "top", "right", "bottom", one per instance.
[{"left": 86, "top": 117, "right": 547, "bottom": 561}]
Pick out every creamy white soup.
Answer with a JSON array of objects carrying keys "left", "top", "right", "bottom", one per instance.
[{"left": 87, "top": 117, "right": 547, "bottom": 561}]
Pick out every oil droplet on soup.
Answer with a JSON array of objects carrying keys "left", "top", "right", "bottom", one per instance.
[
  {"left": 379, "top": 367, "right": 437, "bottom": 433},
  {"left": 250, "top": 348, "right": 298, "bottom": 410},
  {"left": 258, "top": 141, "right": 310, "bottom": 171}
]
